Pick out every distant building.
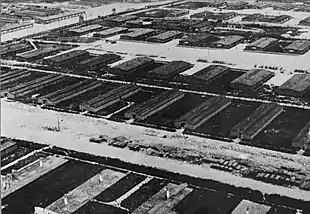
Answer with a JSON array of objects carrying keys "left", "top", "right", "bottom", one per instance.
[
  {"left": 76, "top": 54, "right": 121, "bottom": 71},
  {"left": 277, "top": 74, "right": 310, "bottom": 97},
  {"left": 38, "top": 79, "right": 102, "bottom": 106},
  {"left": 43, "top": 50, "right": 89, "bottom": 67},
  {"left": 282, "top": 40, "right": 310, "bottom": 55},
  {"left": 179, "top": 34, "right": 217, "bottom": 46},
  {"left": 242, "top": 13, "right": 264, "bottom": 22},
  {"left": 226, "top": 1, "right": 249, "bottom": 10},
  {"left": 212, "top": 35, "right": 244, "bottom": 49},
  {"left": 93, "top": 27, "right": 128, "bottom": 38},
  {"left": 175, "top": 96, "right": 232, "bottom": 130},
  {"left": 35, "top": 11, "right": 85, "bottom": 24},
  {"left": 230, "top": 69, "right": 275, "bottom": 91},
  {"left": 1, "top": 22, "right": 33, "bottom": 34},
  {"left": 230, "top": 103, "right": 283, "bottom": 140},
  {"left": 192, "top": 65, "right": 230, "bottom": 84},
  {"left": 147, "top": 30, "right": 183, "bottom": 43},
  {"left": 246, "top": 37, "right": 278, "bottom": 51},
  {"left": 16, "top": 47, "right": 60, "bottom": 62},
  {"left": 120, "top": 28, "right": 156, "bottom": 40},
  {"left": 80, "top": 84, "right": 141, "bottom": 113},
  {"left": 1, "top": 43, "right": 33, "bottom": 58},
  {"left": 112, "top": 57, "right": 154, "bottom": 76},
  {"left": 147, "top": 61, "right": 193, "bottom": 79},
  {"left": 125, "top": 90, "right": 185, "bottom": 120},
  {"left": 190, "top": 21, "right": 212, "bottom": 32},
  {"left": 68, "top": 24, "right": 103, "bottom": 36},
  {"left": 106, "top": 15, "right": 138, "bottom": 26}
]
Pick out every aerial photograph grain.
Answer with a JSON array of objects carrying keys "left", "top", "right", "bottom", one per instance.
[{"left": 1, "top": 0, "right": 310, "bottom": 213}]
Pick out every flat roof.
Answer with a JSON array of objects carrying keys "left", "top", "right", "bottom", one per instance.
[
  {"left": 248, "top": 37, "right": 278, "bottom": 49},
  {"left": 232, "top": 200, "right": 271, "bottom": 214},
  {"left": 79, "top": 54, "right": 120, "bottom": 66},
  {"left": 1, "top": 43, "right": 32, "bottom": 54},
  {"left": 214, "top": 35, "right": 244, "bottom": 45},
  {"left": 176, "top": 96, "right": 231, "bottom": 126},
  {"left": 17, "top": 47, "right": 59, "bottom": 59},
  {"left": 48, "top": 50, "right": 88, "bottom": 63},
  {"left": 89, "top": 84, "right": 140, "bottom": 108},
  {"left": 114, "top": 57, "right": 154, "bottom": 71},
  {"left": 192, "top": 21, "right": 211, "bottom": 29},
  {"left": 69, "top": 24, "right": 102, "bottom": 33},
  {"left": 123, "top": 28, "right": 155, "bottom": 38},
  {"left": 149, "top": 61, "right": 192, "bottom": 76},
  {"left": 149, "top": 30, "right": 182, "bottom": 40},
  {"left": 283, "top": 40, "right": 310, "bottom": 51},
  {"left": 242, "top": 13, "right": 264, "bottom": 20},
  {"left": 95, "top": 27, "right": 127, "bottom": 36},
  {"left": 180, "top": 34, "right": 212, "bottom": 43},
  {"left": 35, "top": 11, "right": 84, "bottom": 21},
  {"left": 1, "top": 22, "right": 33, "bottom": 32},
  {"left": 279, "top": 74, "right": 310, "bottom": 93},
  {"left": 193, "top": 65, "right": 230, "bottom": 81},
  {"left": 128, "top": 90, "right": 184, "bottom": 117},
  {"left": 231, "top": 69, "right": 274, "bottom": 86},
  {"left": 231, "top": 103, "right": 279, "bottom": 133},
  {"left": 109, "top": 15, "right": 137, "bottom": 22}
]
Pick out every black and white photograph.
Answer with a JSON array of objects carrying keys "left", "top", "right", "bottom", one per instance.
[{"left": 1, "top": 0, "right": 310, "bottom": 213}]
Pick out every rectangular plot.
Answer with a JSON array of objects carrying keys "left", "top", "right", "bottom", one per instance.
[
  {"left": 95, "top": 172, "right": 146, "bottom": 202},
  {"left": 148, "top": 184, "right": 192, "bottom": 214},
  {"left": 1, "top": 155, "right": 68, "bottom": 199},
  {"left": 2, "top": 160, "right": 105, "bottom": 214},
  {"left": 1, "top": 152, "right": 49, "bottom": 175},
  {"left": 111, "top": 89, "right": 163, "bottom": 120},
  {"left": 253, "top": 108, "right": 310, "bottom": 149},
  {"left": 205, "top": 70, "right": 244, "bottom": 93},
  {"left": 56, "top": 84, "right": 118, "bottom": 111},
  {"left": 147, "top": 93, "right": 208, "bottom": 126},
  {"left": 1, "top": 72, "right": 47, "bottom": 92},
  {"left": 46, "top": 169, "right": 126, "bottom": 214},
  {"left": 121, "top": 178, "right": 168, "bottom": 212},
  {"left": 174, "top": 189, "right": 241, "bottom": 214},
  {"left": 35, "top": 77, "right": 81, "bottom": 97},
  {"left": 194, "top": 100, "right": 260, "bottom": 137},
  {"left": 73, "top": 201, "right": 127, "bottom": 214},
  {"left": 1, "top": 146, "right": 33, "bottom": 167},
  {"left": 133, "top": 183, "right": 182, "bottom": 214}
]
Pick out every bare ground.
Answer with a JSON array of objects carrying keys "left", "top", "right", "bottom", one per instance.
[{"left": 1, "top": 100, "right": 310, "bottom": 200}]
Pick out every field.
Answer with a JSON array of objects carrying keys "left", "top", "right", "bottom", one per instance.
[
  {"left": 2, "top": 160, "right": 105, "bottom": 214},
  {"left": 95, "top": 172, "right": 146, "bottom": 202},
  {"left": 32, "top": 76, "right": 82, "bottom": 98},
  {"left": 203, "top": 69, "right": 245, "bottom": 94},
  {"left": 253, "top": 107, "right": 310, "bottom": 149},
  {"left": 173, "top": 188, "right": 241, "bottom": 214},
  {"left": 111, "top": 88, "right": 164, "bottom": 119},
  {"left": 1, "top": 146, "right": 33, "bottom": 167},
  {"left": 1, "top": 152, "right": 48, "bottom": 175},
  {"left": 1, "top": 135, "right": 310, "bottom": 213},
  {"left": 145, "top": 93, "right": 209, "bottom": 128},
  {"left": 120, "top": 178, "right": 168, "bottom": 211},
  {"left": 74, "top": 201, "right": 127, "bottom": 214},
  {"left": 1, "top": 72, "right": 47, "bottom": 91},
  {"left": 193, "top": 100, "right": 261, "bottom": 137},
  {"left": 55, "top": 83, "right": 119, "bottom": 111}
]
